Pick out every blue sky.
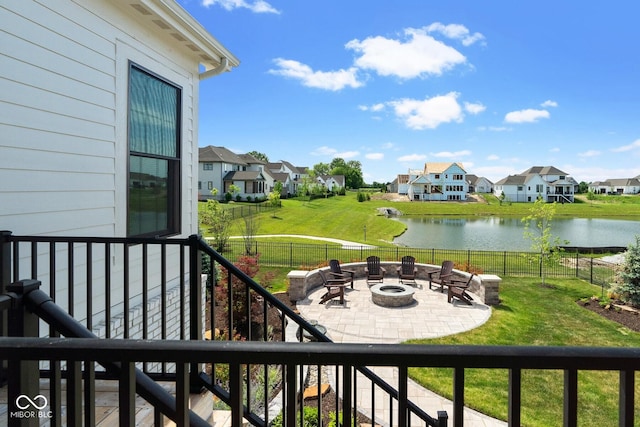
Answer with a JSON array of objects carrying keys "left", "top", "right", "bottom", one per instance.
[{"left": 181, "top": 0, "right": 640, "bottom": 184}]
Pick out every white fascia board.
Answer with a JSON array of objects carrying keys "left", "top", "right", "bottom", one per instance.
[{"left": 130, "top": 0, "right": 240, "bottom": 76}]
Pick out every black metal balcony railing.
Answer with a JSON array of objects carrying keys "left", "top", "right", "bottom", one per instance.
[{"left": 0, "top": 231, "right": 637, "bottom": 427}]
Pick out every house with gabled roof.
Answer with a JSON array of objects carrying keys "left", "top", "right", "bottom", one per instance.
[
  {"left": 316, "top": 174, "right": 346, "bottom": 192},
  {"left": 589, "top": 177, "right": 640, "bottom": 195},
  {"left": 267, "top": 161, "right": 309, "bottom": 196},
  {"left": 397, "top": 162, "right": 468, "bottom": 201},
  {"left": 198, "top": 146, "right": 275, "bottom": 200},
  {"left": 466, "top": 174, "right": 494, "bottom": 193},
  {"left": 493, "top": 166, "right": 578, "bottom": 203}
]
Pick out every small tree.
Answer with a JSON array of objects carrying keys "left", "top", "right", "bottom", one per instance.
[
  {"left": 498, "top": 191, "right": 505, "bottom": 205},
  {"left": 268, "top": 182, "right": 282, "bottom": 217},
  {"left": 201, "top": 188, "right": 232, "bottom": 252},
  {"left": 225, "top": 184, "right": 240, "bottom": 202},
  {"left": 521, "top": 199, "right": 567, "bottom": 285},
  {"left": 240, "top": 214, "right": 260, "bottom": 255},
  {"left": 618, "top": 235, "right": 640, "bottom": 307}
]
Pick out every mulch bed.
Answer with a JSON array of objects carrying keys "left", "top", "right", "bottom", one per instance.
[{"left": 578, "top": 299, "right": 640, "bottom": 332}]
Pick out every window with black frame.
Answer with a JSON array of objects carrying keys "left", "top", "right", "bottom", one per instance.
[{"left": 128, "top": 63, "right": 181, "bottom": 237}]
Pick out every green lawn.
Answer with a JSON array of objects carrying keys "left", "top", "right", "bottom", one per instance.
[
  {"left": 406, "top": 277, "right": 640, "bottom": 426},
  {"left": 201, "top": 193, "right": 640, "bottom": 425},
  {"left": 200, "top": 192, "right": 640, "bottom": 247}
]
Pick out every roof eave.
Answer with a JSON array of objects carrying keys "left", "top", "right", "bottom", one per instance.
[{"left": 129, "top": 0, "right": 240, "bottom": 79}]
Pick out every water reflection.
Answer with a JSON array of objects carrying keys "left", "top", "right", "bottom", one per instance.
[{"left": 392, "top": 217, "right": 640, "bottom": 251}]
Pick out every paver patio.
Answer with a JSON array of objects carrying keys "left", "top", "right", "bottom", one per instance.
[{"left": 289, "top": 276, "right": 506, "bottom": 427}]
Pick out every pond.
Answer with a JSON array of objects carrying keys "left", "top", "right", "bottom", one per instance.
[{"left": 392, "top": 217, "right": 640, "bottom": 251}]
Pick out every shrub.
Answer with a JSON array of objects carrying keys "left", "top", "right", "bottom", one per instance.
[
  {"left": 271, "top": 406, "right": 319, "bottom": 427},
  {"left": 618, "top": 235, "right": 640, "bottom": 307},
  {"left": 215, "top": 255, "right": 264, "bottom": 336},
  {"left": 453, "top": 261, "right": 484, "bottom": 275}
]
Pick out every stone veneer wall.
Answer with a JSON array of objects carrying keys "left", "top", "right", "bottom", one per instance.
[
  {"left": 288, "top": 262, "right": 501, "bottom": 305},
  {"left": 91, "top": 274, "right": 207, "bottom": 373}
]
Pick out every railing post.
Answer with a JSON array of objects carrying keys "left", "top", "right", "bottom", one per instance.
[
  {"left": 188, "top": 235, "right": 203, "bottom": 392},
  {"left": 0, "top": 231, "right": 11, "bottom": 294},
  {"left": 6, "top": 279, "right": 41, "bottom": 427},
  {"left": 619, "top": 369, "right": 635, "bottom": 427},
  {"left": 509, "top": 368, "right": 521, "bottom": 427},
  {"left": 564, "top": 369, "right": 578, "bottom": 427},
  {"left": 437, "top": 410, "right": 449, "bottom": 427},
  {"left": 0, "top": 230, "right": 12, "bottom": 386},
  {"left": 452, "top": 367, "right": 464, "bottom": 427}
]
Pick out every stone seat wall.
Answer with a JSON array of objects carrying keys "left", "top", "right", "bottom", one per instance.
[{"left": 287, "top": 261, "right": 500, "bottom": 305}]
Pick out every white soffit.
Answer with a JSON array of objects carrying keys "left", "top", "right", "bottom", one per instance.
[{"left": 127, "top": 0, "right": 240, "bottom": 78}]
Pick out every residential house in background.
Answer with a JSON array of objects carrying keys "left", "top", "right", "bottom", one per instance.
[
  {"left": 394, "top": 173, "right": 412, "bottom": 195},
  {"left": 267, "top": 161, "right": 309, "bottom": 196},
  {"left": 398, "top": 162, "right": 468, "bottom": 201},
  {"left": 466, "top": 174, "right": 494, "bottom": 193},
  {"left": 589, "top": 177, "right": 640, "bottom": 195},
  {"left": 198, "top": 146, "right": 273, "bottom": 200},
  {"left": 493, "top": 166, "right": 578, "bottom": 203},
  {"left": 199, "top": 145, "right": 245, "bottom": 199},
  {"left": 1, "top": 0, "right": 238, "bottom": 335},
  {"left": 316, "top": 174, "right": 346, "bottom": 192}
]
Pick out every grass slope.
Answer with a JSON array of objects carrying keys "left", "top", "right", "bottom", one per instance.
[{"left": 205, "top": 192, "right": 640, "bottom": 247}]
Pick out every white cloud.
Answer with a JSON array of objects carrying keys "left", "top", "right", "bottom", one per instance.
[
  {"left": 311, "top": 146, "right": 338, "bottom": 156},
  {"left": 366, "top": 153, "right": 384, "bottom": 160},
  {"left": 611, "top": 139, "right": 640, "bottom": 152},
  {"left": 431, "top": 150, "right": 472, "bottom": 158},
  {"left": 425, "top": 22, "right": 486, "bottom": 46},
  {"left": 464, "top": 102, "right": 486, "bottom": 115},
  {"left": 389, "top": 92, "right": 463, "bottom": 130},
  {"left": 398, "top": 154, "right": 427, "bottom": 162},
  {"left": 478, "top": 126, "right": 510, "bottom": 132},
  {"left": 541, "top": 100, "right": 558, "bottom": 108},
  {"left": 201, "top": 0, "right": 280, "bottom": 14},
  {"left": 578, "top": 150, "right": 601, "bottom": 158},
  {"left": 487, "top": 154, "right": 499, "bottom": 161},
  {"left": 382, "top": 142, "right": 395, "bottom": 149},
  {"left": 504, "top": 109, "right": 550, "bottom": 123},
  {"left": 336, "top": 150, "right": 360, "bottom": 159},
  {"left": 345, "top": 27, "right": 466, "bottom": 79},
  {"left": 269, "top": 59, "right": 363, "bottom": 91},
  {"left": 550, "top": 147, "right": 560, "bottom": 152},
  {"left": 358, "top": 103, "right": 385, "bottom": 112}
]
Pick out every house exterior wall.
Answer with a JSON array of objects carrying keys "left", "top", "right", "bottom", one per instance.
[
  {"left": 475, "top": 178, "right": 493, "bottom": 193},
  {"left": 2, "top": 0, "right": 201, "bottom": 238},
  {"left": 199, "top": 162, "right": 225, "bottom": 199},
  {"left": 1, "top": 0, "right": 234, "bottom": 334}
]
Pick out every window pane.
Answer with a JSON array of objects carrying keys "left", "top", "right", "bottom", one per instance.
[
  {"left": 129, "top": 67, "right": 178, "bottom": 157},
  {"left": 128, "top": 155, "right": 169, "bottom": 236}
]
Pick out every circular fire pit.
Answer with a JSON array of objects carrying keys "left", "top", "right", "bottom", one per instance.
[{"left": 370, "top": 283, "right": 415, "bottom": 307}]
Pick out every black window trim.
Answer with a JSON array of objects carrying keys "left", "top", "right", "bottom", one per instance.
[{"left": 127, "top": 61, "right": 182, "bottom": 238}]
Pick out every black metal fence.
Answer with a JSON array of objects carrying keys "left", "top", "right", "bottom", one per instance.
[{"left": 221, "top": 240, "right": 620, "bottom": 287}]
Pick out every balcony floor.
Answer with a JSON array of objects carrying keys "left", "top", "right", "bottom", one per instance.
[{"left": 291, "top": 277, "right": 505, "bottom": 426}]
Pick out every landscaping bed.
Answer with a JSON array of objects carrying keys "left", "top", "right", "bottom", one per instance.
[{"left": 578, "top": 298, "right": 640, "bottom": 332}]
